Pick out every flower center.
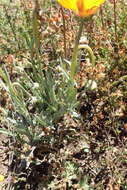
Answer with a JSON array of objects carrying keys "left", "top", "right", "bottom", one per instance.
[{"left": 77, "top": 0, "right": 84, "bottom": 13}]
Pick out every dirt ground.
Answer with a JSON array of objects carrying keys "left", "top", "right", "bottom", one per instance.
[{"left": 0, "top": 134, "right": 7, "bottom": 190}]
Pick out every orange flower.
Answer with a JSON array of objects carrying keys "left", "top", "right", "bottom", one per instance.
[{"left": 57, "top": 0, "right": 106, "bottom": 17}]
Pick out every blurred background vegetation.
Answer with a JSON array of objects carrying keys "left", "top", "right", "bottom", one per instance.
[{"left": 0, "top": 0, "right": 127, "bottom": 189}]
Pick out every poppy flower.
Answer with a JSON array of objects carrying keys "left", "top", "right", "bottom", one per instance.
[{"left": 57, "top": 0, "right": 105, "bottom": 17}]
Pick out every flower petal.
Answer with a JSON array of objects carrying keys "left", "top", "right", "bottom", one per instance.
[
  {"left": 84, "top": 0, "right": 105, "bottom": 9},
  {"left": 57, "top": 0, "right": 78, "bottom": 11},
  {"left": 57, "top": 0, "right": 106, "bottom": 17},
  {"left": 77, "top": 0, "right": 105, "bottom": 16}
]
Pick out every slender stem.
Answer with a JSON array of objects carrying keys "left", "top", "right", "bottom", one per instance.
[
  {"left": 113, "top": 0, "right": 117, "bottom": 42},
  {"left": 100, "top": 5, "right": 104, "bottom": 29},
  {"left": 61, "top": 7, "right": 67, "bottom": 58},
  {"left": 112, "top": 75, "right": 127, "bottom": 86},
  {"left": 70, "top": 18, "right": 84, "bottom": 78},
  {"left": 32, "top": 0, "right": 41, "bottom": 53},
  {"left": 78, "top": 44, "right": 95, "bottom": 66}
]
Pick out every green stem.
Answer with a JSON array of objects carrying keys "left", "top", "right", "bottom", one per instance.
[
  {"left": 78, "top": 44, "right": 95, "bottom": 66},
  {"left": 70, "top": 18, "right": 84, "bottom": 78},
  {"left": 112, "top": 75, "right": 127, "bottom": 86}
]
